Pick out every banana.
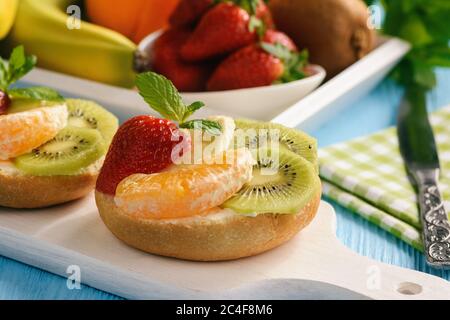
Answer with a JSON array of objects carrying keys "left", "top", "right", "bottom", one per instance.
[
  {"left": 8, "top": 0, "right": 138, "bottom": 88},
  {"left": 0, "top": 0, "right": 18, "bottom": 40}
]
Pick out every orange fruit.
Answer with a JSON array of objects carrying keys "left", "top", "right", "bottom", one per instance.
[
  {"left": 114, "top": 149, "right": 254, "bottom": 219},
  {"left": 86, "top": 0, "right": 180, "bottom": 44},
  {"left": 0, "top": 104, "right": 68, "bottom": 160}
]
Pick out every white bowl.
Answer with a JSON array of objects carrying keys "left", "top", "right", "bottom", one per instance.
[{"left": 139, "top": 31, "right": 326, "bottom": 120}]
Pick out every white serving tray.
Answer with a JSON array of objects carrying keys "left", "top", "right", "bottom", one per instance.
[
  {"left": 21, "top": 37, "right": 410, "bottom": 131},
  {"left": 1, "top": 197, "right": 449, "bottom": 300}
]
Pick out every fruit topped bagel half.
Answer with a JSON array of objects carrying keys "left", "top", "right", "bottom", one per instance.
[
  {"left": 0, "top": 46, "right": 118, "bottom": 208},
  {"left": 95, "top": 71, "right": 321, "bottom": 261}
]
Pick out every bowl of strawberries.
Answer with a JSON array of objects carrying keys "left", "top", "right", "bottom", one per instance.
[{"left": 139, "top": 0, "right": 326, "bottom": 120}]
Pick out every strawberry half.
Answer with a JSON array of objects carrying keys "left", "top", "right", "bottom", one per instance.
[
  {"left": 207, "top": 31, "right": 308, "bottom": 91},
  {"left": 0, "top": 91, "right": 10, "bottom": 115},
  {"left": 153, "top": 28, "right": 213, "bottom": 92},
  {"left": 96, "top": 116, "right": 190, "bottom": 195},
  {"left": 169, "top": 0, "right": 213, "bottom": 27},
  {"left": 180, "top": 0, "right": 271, "bottom": 62}
]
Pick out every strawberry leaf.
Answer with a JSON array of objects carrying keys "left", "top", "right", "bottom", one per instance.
[
  {"left": 260, "top": 42, "right": 291, "bottom": 60},
  {"left": 249, "top": 16, "right": 265, "bottom": 37},
  {"left": 233, "top": 0, "right": 260, "bottom": 15},
  {"left": 261, "top": 42, "right": 309, "bottom": 83}
]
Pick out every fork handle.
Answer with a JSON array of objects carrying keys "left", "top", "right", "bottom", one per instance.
[{"left": 414, "top": 169, "right": 450, "bottom": 267}]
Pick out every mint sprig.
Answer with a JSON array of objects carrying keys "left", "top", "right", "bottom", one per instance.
[
  {"left": 364, "top": 0, "right": 450, "bottom": 91},
  {"left": 0, "top": 45, "right": 63, "bottom": 101},
  {"left": 136, "top": 72, "right": 222, "bottom": 135},
  {"left": 0, "top": 46, "right": 36, "bottom": 91}
]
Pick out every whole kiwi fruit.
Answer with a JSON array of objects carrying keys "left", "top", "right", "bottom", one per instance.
[{"left": 269, "top": 0, "right": 376, "bottom": 78}]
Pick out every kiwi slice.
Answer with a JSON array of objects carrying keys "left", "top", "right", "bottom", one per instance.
[
  {"left": 66, "top": 99, "right": 118, "bottom": 144},
  {"left": 234, "top": 119, "right": 318, "bottom": 172},
  {"left": 14, "top": 127, "right": 105, "bottom": 176},
  {"left": 222, "top": 148, "right": 320, "bottom": 214}
]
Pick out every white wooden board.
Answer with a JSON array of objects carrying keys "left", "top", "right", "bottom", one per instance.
[{"left": 0, "top": 196, "right": 449, "bottom": 300}]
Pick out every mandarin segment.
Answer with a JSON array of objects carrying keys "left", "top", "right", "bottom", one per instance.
[
  {"left": 114, "top": 149, "right": 254, "bottom": 219},
  {"left": 0, "top": 104, "right": 68, "bottom": 160}
]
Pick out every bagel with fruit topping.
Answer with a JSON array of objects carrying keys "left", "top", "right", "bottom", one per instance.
[
  {"left": 96, "top": 189, "right": 321, "bottom": 261},
  {"left": 0, "top": 98, "right": 117, "bottom": 209},
  {"left": 95, "top": 72, "right": 321, "bottom": 261},
  {"left": 0, "top": 100, "right": 117, "bottom": 209},
  {"left": 0, "top": 47, "right": 118, "bottom": 209}
]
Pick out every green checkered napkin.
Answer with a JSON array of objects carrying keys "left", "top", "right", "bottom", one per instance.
[{"left": 319, "top": 105, "right": 450, "bottom": 251}]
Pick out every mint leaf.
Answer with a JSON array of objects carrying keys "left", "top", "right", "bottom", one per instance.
[
  {"left": 183, "top": 101, "right": 205, "bottom": 122},
  {"left": 136, "top": 72, "right": 209, "bottom": 124},
  {"left": 0, "top": 45, "right": 37, "bottom": 91},
  {"left": 0, "top": 60, "right": 8, "bottom": 91},
  {"left": 9, "top": 46, "right": 26, "bottom": 71},
  {"left": 374, "top": 0, "right": 450, "bottom": 91},
  {"left": 9, "top": 54, "right": 37, "bottom": 84},
  {"left": 180, "top": 120, "right": 222, "bottom": 136},
  {"left": 8, "top": 87, "right": 64, "bottom": 101},
  {"left": 425, "top": 46, "right": 450, "bottom": 67},
  {"left": 136, "top": 72, "right": 187, "bottom": 123}
]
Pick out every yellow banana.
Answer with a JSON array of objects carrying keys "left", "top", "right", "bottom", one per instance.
[
  {"left": 8, "top": 0, "right": 138, "bottom": 88},
  {"left": 0, "top": 0, "right": 18, "bottom": 40}
]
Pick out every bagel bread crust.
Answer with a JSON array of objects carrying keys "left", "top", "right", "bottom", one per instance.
[
  {"left": 0, "top": 170, "right": 98, "bottom": 209},
  {"left": 95, "top": 188, "right": 321, "bottom": 261}
]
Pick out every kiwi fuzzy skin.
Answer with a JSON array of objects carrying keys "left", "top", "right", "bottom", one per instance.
[
  {"left": 0, "top": 170, "right": 98, "bottom": 209},
  {"left": 269, "top": 0, "right": 376, "bottom": 78}
]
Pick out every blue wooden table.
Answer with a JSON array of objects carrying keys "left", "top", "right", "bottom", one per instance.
[{"left": 0, "top": 69, "right": 449, "bottom": 300}]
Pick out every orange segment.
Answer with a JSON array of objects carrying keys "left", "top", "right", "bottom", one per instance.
[
  {"left": 0, "top": 104, "right": 68, "bottom": 160},
  {"left": 114, "top": 149, "right": 254, "bottom": 219}
]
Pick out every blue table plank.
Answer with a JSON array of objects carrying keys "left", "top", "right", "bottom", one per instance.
[{"left": 1, "top": 69, "right": 449, "bottom": 299}]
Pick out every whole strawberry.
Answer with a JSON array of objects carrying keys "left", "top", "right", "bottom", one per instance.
[
  {"left": 262, "top": 29, "right": 297, "bottom": 51},
  {"left": 256, "top": 0, "right": 275, "bottom": 30},
  {"left": 169, "top": 0, "right": 213, "bottom": 27},
  {"left": 96, "top": 116, "right": 189, "bottom": 195},
  {"left": 181, "top": 0, "right": 272, "bottom": 62},
  {"left": 153, "top": 28, "right": 213, "bottom": 92},
  {"left": 207, "top": 31, "right": 308, "bottom": 91}
]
